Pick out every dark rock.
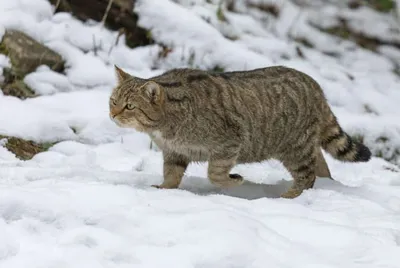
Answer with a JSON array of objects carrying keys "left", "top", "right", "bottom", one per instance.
[
  {"left": 48, "top": 0, "right": 153, "bottom": 48},
  {"left": 0, "top": 30, "right": 65, "bottom": 78}
]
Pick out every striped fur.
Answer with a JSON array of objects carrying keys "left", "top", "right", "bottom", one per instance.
[
  {"left": 320, "top": 115, "right": 371, "bottom": 162},
  {"left": 110, "top": 66, "right": 371, "bottom": 198}
]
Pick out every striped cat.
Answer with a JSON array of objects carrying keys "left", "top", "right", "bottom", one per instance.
[{"left": 109, "top": 66, "right": 371, "bottom": 198}]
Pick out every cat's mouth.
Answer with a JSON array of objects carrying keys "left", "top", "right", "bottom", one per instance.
[
  {"left": 110, "top": 114, "right": 146, "bottom": 132},
  {"left": 109, "top": 114, "right": 127, "bottom": 127}
]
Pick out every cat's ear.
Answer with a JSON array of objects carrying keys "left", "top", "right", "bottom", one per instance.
[
  {"left": 114, "top": 65, "right": 131, "bottom": 84},
  {"left": 142, "top": 81, "right": 164, "bottom": 105}
]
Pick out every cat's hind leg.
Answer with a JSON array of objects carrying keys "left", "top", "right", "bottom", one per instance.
[
  {"left": 280, "top": 144, "right": 318, "bottom": 199},
  {"left": 208, "top": 150, "right": 244, "bottom": 187}
]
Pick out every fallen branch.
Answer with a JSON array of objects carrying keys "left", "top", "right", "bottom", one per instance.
[{"left": 101, "top": 0, "right": 114, "bottom": 26}]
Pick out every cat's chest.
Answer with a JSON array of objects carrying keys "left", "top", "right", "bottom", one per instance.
[{"left": 150, "top": 131, "right": 209, "bottom": 161}]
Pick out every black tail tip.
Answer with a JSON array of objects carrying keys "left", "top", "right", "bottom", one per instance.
[{"left": 354, "top": 143, "right": 372, "bottom": 162}]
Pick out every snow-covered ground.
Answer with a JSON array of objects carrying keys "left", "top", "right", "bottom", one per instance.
[{"left": 1, "top": 0, "right": 400, "bottom": 267}]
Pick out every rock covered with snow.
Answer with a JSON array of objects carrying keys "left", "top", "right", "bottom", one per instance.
[{"left": 1, "top": 30, "right": 64, "bottom": 77}]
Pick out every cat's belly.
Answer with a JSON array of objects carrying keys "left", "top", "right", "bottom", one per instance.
[
  {"left": 150, "top": 132, "right": 209, "bottom": 162},
  {"left": 150, "top": 132, "right": 274, "bottom": 163},
  {"left": 173, "top": 145, "right": 209, "bottom": 162}
]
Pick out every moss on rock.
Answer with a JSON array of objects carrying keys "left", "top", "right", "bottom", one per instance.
[{"left": 2, "top": 79, "right": 35, "bottom": 99}]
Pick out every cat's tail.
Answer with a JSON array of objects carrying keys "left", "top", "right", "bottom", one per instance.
[{"left": 320, "top": 113, "right": 371, "bottom": 162}]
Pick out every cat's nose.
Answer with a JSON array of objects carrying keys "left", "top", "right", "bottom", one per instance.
[
  {"left": 110, "top": 106, "right": 123, "bottom": 117},
  {"left": 109, "top": 111, "right": 119, "bottom": 119}
]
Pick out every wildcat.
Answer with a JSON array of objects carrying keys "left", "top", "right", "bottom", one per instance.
[{"left": 109, "top": 65, "right": 371, "bottom": 198}]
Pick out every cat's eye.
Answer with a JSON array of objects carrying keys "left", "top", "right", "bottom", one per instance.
[
  {"left": 111, "top": 99, "right": 117, "bottom": 105},
  {"left": 126, "top": 104, "right": 135, "bottom": 110}
]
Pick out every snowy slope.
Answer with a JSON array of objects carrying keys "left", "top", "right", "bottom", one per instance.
[{"left": 0, "top": 0, "right": 400, "bottom": 267}]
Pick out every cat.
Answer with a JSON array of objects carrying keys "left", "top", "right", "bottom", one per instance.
[{"left": 109, "top": 65, "right": 371, "bottom": 198}]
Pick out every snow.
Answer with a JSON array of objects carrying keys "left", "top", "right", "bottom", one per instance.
[
  {"left": 0, "top": 156, "right": 400, "bottom": 267},
  {"left": 24, "top": 66, "right": 73, "bottom": 95},
  {"left": 0, "top": 0, "right": 400, "bottom": 267},
  {"left": 135, "top": 0, "right": 275, "bottom": 70}
]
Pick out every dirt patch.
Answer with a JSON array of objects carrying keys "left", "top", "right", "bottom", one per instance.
[
  {"left": 0, "top": 136, "right": 55, "bottom": 160},
  {"left": 320, "top": 22, "right": 381, "bottom": 51},
  {"left": 348, "top": 0, "right": 395, "bottom": 12},
  {"left": 247, "top": 2, "right": 279, "bottom": 17}
]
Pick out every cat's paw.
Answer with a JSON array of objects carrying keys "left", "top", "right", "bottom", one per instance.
[
  {"left": 229, "top": 173, "right": 243, "bottom": 179},
  {"left": 211, "top": 174, "right": 244, "bottom": 188},
  {"left": 229, "top": 173, "right": 244, "bottom": 185},
  {"left": 151, "top": 184, "right": 179, "bottom": 189},
  {"left": 280, "top": 188, "right": 303, "bottom": 199}
]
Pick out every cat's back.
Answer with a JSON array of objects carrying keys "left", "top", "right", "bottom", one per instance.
[
  {"left": 156, "top": 66, "right": 298, "bottom": 81},
  {"left": 154, "top": 66, "right": 317, "bottom": 92},
  {"left": 152, "top": 66, "right": 322, "bottom": 108},
  {"left": 220, "top": 66, "right": 319, "bottom": 91}
]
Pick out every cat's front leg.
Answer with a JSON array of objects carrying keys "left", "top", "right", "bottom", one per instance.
[
  {"left": 208, "top": 148, "right": 244, "bottom": 188},
  {"left": 152, "top": 151, "right": 189, "bottom": 189}
]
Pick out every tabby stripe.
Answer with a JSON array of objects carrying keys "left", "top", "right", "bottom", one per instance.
[
  {"left": 322, "top": 129, "right": 344, "bottom": 147},
  {"left": 293, "top": 157, "right": 316, "bottom": 174},
  {"left": 337, "top": 135, "right": 354, "bottom": 157}
]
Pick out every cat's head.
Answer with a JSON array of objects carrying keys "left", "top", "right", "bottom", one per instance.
[{"left": 109, "top": 66, "right": 165, "bottom": 132}]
